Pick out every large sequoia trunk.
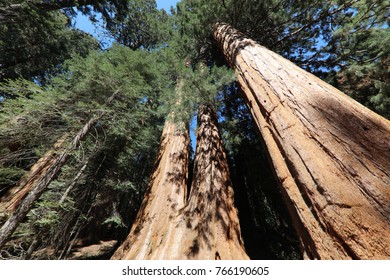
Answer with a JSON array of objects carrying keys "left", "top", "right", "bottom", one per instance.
[
  {"left": 0, "top": 91, "right": 119, "bottom": 249},
  {"left": 214, "top": 23, "right": 390, "bottom": 259},
  {"left": 111, "top": 117, "right": 190, "bottom": 259},
  {"left": 178, "top": 105, "right": 248, "bottom": 260}
]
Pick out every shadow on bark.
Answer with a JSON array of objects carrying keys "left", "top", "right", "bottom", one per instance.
[
  {"left": 180, "top": 105, "right": 245, "bottom": 259},
  {"left": 220, "top": 84, "right": 302, "bottom": 259},
  {"left": 214, "top": 23, "right": 255, "bottom": 67}
]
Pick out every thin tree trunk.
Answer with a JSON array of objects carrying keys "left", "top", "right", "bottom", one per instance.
[
  {"left": 214, "top": 23, "right": 390, "bottom": 259},
  {"left": 111, "top": 116, "right": 190, "bottom": 259},
  {"left": 59, "top": 203, "right": 93, "bottom": 260},
  {"left": 23, "top": 233, "right": 42, "bottom": 260},
  {"left": 0, "top": 90, "right": 119, "bottom": 250},
  {"left": 178, "top": 105, "right": 249, "bottom": 260},
  {"left": 59, "top": 159, "right": 89, "bottom": 205}
]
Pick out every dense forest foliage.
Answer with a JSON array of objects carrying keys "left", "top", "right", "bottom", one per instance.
[{"left": 0, "top": 0, "right": 388, "bottom": 259}]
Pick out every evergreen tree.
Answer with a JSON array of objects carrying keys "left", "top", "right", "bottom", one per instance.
[
  {"left": 107, "top": 0, "right": 172, "bottom": 50},
  {"left": 0, "top": 0, "right": 99, "bottom": 84},
  {"left": 323, "top": 0, "right": 389, "bottom": 118},
  {"left": 0, "top": 0, "right": 129, "bottom": 25},
  {"left": 214, "top": 22, "right": 390, "bottom": 259},
  {"left": 0, "top": 45, "right": 171, "bottom": 257}
]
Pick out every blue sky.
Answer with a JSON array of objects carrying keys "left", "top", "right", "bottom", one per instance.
[{"left": 156, "top": 0, "right": 180, "bottom": 11}]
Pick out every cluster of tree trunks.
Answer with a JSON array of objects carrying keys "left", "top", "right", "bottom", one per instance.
[
  {"left": 213, "top": 22, "right": 390, "bottom": 259},
  {"left": 112, "top": 104, "right": 248, "bottom": 260},
  {"left": 178, "top": 105, "right": 248, "bottom": 259}
]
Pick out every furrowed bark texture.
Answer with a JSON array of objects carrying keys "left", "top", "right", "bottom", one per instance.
[
  {"left": 111, "top": 118, "right": 190, "bottom": 260},
  {"left": 178, "top": 105, "right": 248, "bottom": 260},
  {"left": 113, "top": 90, "right": 248, "bottom": 259},
  {"left": 214, "top": 23, "right": 390, "bottom": 259},
  {"left": 0, "top": 91, "right": 119, "bottom": 249}
]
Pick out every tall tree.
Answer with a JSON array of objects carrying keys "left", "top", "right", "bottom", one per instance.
[
  {"left": 112, "top": 45, "right": 240, "bottom": 259},
  {"left": 214, "top": 22, "right": 390, "bottom": 259},
  {"left": 178, "top": 104, "right": 248, "bottom": 259},
  {"left": 0, "top": 1, "right": 99, "bottom": 83},
  {"left": 111, "top": 113, "right": 190, "bottom": 259}
]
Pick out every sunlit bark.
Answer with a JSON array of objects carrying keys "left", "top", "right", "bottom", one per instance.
[
  {"left": 111, "top": 117, "right": 189, "bottom": 259},
  {"left": 178, "top": 105, "right": 249, "bottom": 260},
  {"left": 214, "top": 22, "right": 390, "bottom": 259}
]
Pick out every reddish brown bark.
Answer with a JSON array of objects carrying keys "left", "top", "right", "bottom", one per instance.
[
  {"left": 1, "top": 136, "right": 67, "bottom": 212},
  {"left": 214, "top": 23, "right": 390, "bottom": 259},
  {"left": 178, "top": 105, "right": 248, "bottom": 260},
  {"left": 111, "top": 118, "right": 190, "bottom": 259},
  {"left": 112, "top": 105, "right": 248, "bottom": 260}
]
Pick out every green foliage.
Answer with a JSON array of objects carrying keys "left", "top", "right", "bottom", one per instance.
[
  {"left": 322, "top": 0, "right": 390, "bottom": 118},
  {"left": 173, "top": 0, "right": 331, "bottom": 62},
  {"left": 0, "top": 0, "right": 130, "bottom": 26},
  {"left": 0, "top": 1, "right": 99, "bottom": 83},
  {"left": 163, "top": 62, "right": 236, "bottom": 124},
  {"left": 0, "top": 43, "right": 171, "bottom": 257},
  {"left": 108, "top": 0, "right": 172, "bottom": 50},
  {"left": 102, "top": 215, "right": 125, "bottom": 228},
  {"left": 0, "top": 79, "right": 71, "bottom": 182},
  {"left": 0, "top": 167, "right": 26, "bottom": 194},
  {"left": 173, "top": 0, "right": 389, "bottom": 118},
  {"left": 1, "top": 0, "right": 388, "bottom": 259}
]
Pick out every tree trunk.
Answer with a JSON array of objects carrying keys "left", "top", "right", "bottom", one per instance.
[
  {"left": 59, "top": 159, "right": 89, "bottom": 205},
  {"left": 213, "top": 23, "right": 390, "bottom": 259},
  {"left": 0, "top": 90, "right": 119, "bottom": 249},
  {"left": 111, "top": 117, "right": 190, "bottom": 259},
  {"left": 178, "top": 105, "right": 249, "bottom": 260},
  {"left": 0, "top": 135, "right": 68, "bottom": 212}
]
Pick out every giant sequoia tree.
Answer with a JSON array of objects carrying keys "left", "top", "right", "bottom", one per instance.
[
  {"left": 0, "top": 0, "right": 389, "bottom": 260},
  {"left": 214, "top": 22, "right": 390, "bottom": 259}
]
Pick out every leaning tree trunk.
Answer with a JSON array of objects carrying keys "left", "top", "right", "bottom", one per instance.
[
  {"left": 178, "top": 105, "right": 249, "bottom": 260},
  {"left": 0, "top": 90, "right": 119, "bottom": 249},
  {"left": 0, "top": 135, "right": 68, "bottom": 213},
  {"left": 214, "top": 23, "right": 390, "bottom": 259},
  {"left": 111, "top": 117, "right": 190, "bottom": 260}
]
